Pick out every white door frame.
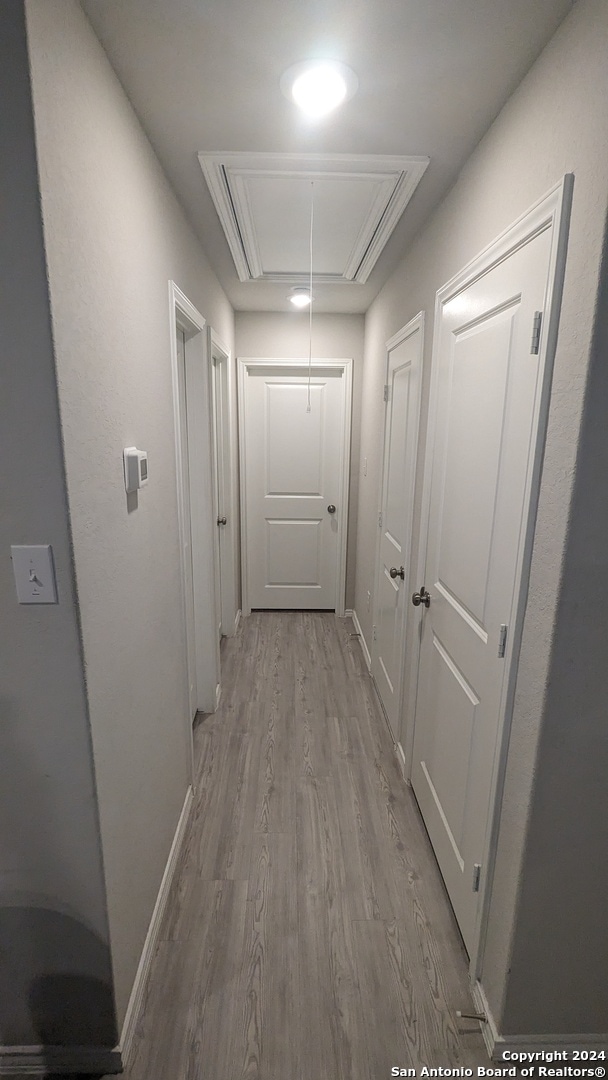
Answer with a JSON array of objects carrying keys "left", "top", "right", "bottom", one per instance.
[
  {"left": 371, "top": 312, "right": 424, "bottom": 748},
  {"left": 403, "top": 178, "right": 573, "bottom": 979},
  {"left": 169, "top": 282, "right": 221, "bottom": 733},
  {"left": 209, "top": 328, "right": 240, "bottom": 636},
  {"left": 238, "top": 357, "right": 353, "bottom": 618}
]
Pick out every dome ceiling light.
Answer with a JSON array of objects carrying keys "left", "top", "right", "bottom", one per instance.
[
  {"left": 288, "top": 287, "right": 312, "bottom": 308},
  {"left": 281, "top": 61, "right": 358, "bottom": 120}
]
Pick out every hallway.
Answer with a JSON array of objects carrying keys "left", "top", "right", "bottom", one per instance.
[{"left": 125, "top": 613, "right": 487, "bottom": 1079}]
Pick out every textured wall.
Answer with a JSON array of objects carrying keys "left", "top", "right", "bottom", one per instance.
[
  {"left": 235, "top": 311, "right": 365, "bottom": 610},
  {"left": 0, "top": 0, "right": 113, "bottom": 1050},
  {"left": 355, "top": 0, "right": 608, "bottom": 1036},
  {"left": 25, "top": 0, "right": 235, "bottom": 1027}
]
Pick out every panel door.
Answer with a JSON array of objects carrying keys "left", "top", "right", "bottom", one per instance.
[
  {"left": 372, "top": 320, "right": 423, "bottom": 739},
  {"left": 210, "top": 355, "right": 224, "bottom": 637},
  {"left": 411, "top": 225, "right": 553, "bottom": 953},
  {"left": 243, "top": 365, "right": 345, "bottom": 610}
]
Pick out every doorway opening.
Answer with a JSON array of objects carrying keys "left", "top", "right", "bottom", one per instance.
[
  {"left": 209, "top": 328, "right": 239, "bottom": 639},
  {"left": 238, "top": 357, "right": 353, "bottom": 617},
  {"left": 371, "top": 313, "right": 424, "bottom": 749},
  {"left": 169, "top": 282, "right": 221, "bottom": 743},
  {"left": 405, "top": 178, "right": 573, "bottom": 975}
]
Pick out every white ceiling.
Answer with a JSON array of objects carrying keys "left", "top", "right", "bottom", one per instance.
[{"left": 80, "top": 0, "right": 573, "bottom": 314}]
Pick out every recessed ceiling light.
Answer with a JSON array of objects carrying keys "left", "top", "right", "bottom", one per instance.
[
  {"left": 289, "top": 287, "right": 312, "bottom": 308},
  {"left": 281, "top": 61, "right": 358, "bottom": 119}
]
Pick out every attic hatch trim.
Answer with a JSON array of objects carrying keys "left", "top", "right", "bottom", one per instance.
[{"left": 198, "top": 151, "right": 429, "bottom": 285}]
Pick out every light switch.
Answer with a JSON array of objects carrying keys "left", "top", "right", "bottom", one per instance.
[{"left": 11, "top": 545, "right": 58, "bottom": 604}]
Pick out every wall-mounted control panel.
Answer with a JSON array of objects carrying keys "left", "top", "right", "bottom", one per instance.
[
  {"left": 11, "top": 544, "right": 58, "bottom": 604},
  {"left": 123, "top": 447, "right": 149, "bottom": 493}
]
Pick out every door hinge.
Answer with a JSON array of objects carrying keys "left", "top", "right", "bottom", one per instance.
[
  {"left": 372, "top": 624, "right": 377, "bottom": 642},
  {"left": 383, "top": 384, "right": 389, "bottom": 402},
  {"left": 378, "top": 511, "right": 383, "bottom": 529},
  {"left": 498, "top": 623, "right": 508, "bottom": 658},
  {"left": 472, "top": 863, "right": 482, "bottom": 892},
  {"left": 530, "top": 311, "right": 543, "bottom": 354}
]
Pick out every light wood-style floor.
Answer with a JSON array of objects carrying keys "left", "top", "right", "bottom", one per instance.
[{"left": 125, "top": 612, "right": 488, "bottom": 1080}]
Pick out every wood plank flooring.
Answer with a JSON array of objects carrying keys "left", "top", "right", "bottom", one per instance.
[{"left": 125, "top": 612, "right": 488, "bottom": 1080}]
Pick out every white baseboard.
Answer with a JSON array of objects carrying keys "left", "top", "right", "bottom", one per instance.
[
  {"left": 395, "top": 741, "right": 413, "bottom": 785},
  {"left": 224, "top": 608, "right": 241, "bottom": 638},
  {"left": 0, "top": 1044, "right": 121, "bottom": 1075},
  {"left": 471, "top": 979, "right": 608, "bottom": 1060},
  {"left": 350, "top": 608, "right": 372, "bottom": 671},
  {"left": 471, "top": 978, "right": 500, "bottom": 1059},
  {"left": 119, "top": 785, "right": 194, "bottom": 1068},
  {"left": 349, "top": 612, "right": 408, "bottom": 775}
]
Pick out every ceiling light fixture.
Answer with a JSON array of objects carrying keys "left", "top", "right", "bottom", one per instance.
[
  {"left": 281, "top": 61, "right": 358, "bottom": 119},
  {"left": 289, "top": 287, "right": 312, "bottom": 308}
]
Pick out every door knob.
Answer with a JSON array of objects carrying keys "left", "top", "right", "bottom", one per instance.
[
  {"left": 217, "top": 516, "right": 227, "bottom": 526},
  {"left": 412, "top": 586, "right": 431, "bottom": 608},
  {"left": 327, "top": 504, "right": 336, "bottom": 514},
  {"left": 389, "top": 566, "right": 405, "bottom": 580}
]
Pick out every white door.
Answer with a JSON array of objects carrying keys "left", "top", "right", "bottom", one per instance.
[
  {"left": 372, "top": 317, "right": 423, "bottom": 740},
  {"left": 210, "top": 355, "right": 224, "bottom": 638},
  {"left": 240, "top": 361, "right": 350, "bottom": 611},
  {"left": 411, "top": 222, "right": 557, "bottom": 954},
  {"left": 176, "top": 325, "right": 198, "bottom": 720}
]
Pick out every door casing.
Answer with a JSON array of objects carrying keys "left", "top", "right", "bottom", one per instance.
[
  {"left": 238, "top": 357, "right": 353, "bottom": 617},
  {"left": 404, "top": 177, "right": 573, "bottom": 979}
]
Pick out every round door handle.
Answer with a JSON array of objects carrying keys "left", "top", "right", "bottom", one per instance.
[
  {"left": 412, "top": 586, "right": 431, "bottom": 608},
  {"left": 217, "top": 516, "right": 227, "bottom": 526},
  {"left": 327, "top": 504, "right": 336, "bottom": 514},
  {"left": 389, "top": 566, "right": 405, "bottom": 580}
]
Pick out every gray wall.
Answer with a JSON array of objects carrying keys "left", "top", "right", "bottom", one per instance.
[
  {"left": 354, "top": 0, "right": 608, "bottom": 1037},
  {"left": 25, "top": 0, "right": 235, "bottom": 1029},
  {"left": 235, "top": 311, "right": 365, "bottom": 611},
  {"left": 0, "top": 0, "right": 113, "bottom": 1049}
]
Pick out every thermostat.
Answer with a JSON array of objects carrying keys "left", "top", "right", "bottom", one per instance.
[{"left": 123, "top": 447, "right": 149, "bottom": 492}]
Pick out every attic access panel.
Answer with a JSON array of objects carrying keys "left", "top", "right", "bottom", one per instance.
[{"left": 198, "top": 152, "right": 429, "bottom": 285}]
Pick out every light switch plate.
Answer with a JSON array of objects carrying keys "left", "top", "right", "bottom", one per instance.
[{"left": 11, "top": 544, "right": 58, "bottom": 604}]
